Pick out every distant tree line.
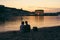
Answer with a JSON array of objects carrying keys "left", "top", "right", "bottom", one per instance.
[{"left": 0, "top": 5, "right": 60, "bottom": 22}]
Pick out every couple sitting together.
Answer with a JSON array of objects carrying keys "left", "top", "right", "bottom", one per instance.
[{"left": 20, "top": 21, "right": 31, "bottom": 33}]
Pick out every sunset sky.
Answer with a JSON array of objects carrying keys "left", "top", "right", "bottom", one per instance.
[{"left": 0, "top": 0, "right": 60, "bottom": 13}]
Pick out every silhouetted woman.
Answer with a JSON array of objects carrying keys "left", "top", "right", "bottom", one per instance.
[{"left": 20, "top": 21, "right": 25, "bottom": 32}]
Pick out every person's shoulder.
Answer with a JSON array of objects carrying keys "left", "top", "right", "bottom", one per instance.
[
  {"left": 20, "top": 25, "right": 25, "bottom": 26},
  {"left": 28, "top": 24, "right": 30, "bottom": 26}
]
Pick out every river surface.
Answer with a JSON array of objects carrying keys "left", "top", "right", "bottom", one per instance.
[{"left": 0, "top": 16, "right": 60, "bottom": 32}]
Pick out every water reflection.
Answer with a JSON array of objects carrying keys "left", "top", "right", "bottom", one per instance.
[
  {"left": 35, "top": 16, "right": 44, "bottom": 21},
  {"left": 0, "top": 16, "right": 60, "bottom": 32}
]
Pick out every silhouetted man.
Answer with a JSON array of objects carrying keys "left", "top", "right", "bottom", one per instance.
[
  {"left": 25, "top": 21, "right": 31, "bottom": 32},
  {"left": 20, "top": 21, "right": 25, "bottom": 32}
]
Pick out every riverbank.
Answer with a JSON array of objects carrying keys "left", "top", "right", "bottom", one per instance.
[{"left": 0, "top": 26, "right": 60, "bottom": 40}]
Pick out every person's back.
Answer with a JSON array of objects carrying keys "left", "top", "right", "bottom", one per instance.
[
  {"left": 25, "top": 21, "right": 31, "bottom": 32},
  {"left": 20, "top": 21, "right": 25, "bottom": 32}
]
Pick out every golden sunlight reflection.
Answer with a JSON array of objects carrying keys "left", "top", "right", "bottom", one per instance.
[{"left": 0, "top": 16, "right": 60, "bottom": 32}]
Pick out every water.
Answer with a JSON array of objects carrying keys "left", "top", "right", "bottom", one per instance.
[{"left": 0, "top": 16, "right": 60, "bottom": 32}]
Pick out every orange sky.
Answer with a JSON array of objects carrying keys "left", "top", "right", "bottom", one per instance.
[{"left": 0, "top": 0, "right": 60, "bottom": 13}]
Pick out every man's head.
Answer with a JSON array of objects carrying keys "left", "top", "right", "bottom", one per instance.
[
  {"left": 21, "top": 21, "right": 24, "bottom": 25},
  {"left": 25, "top": 21, "right": 28, "bottom": 24}
]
